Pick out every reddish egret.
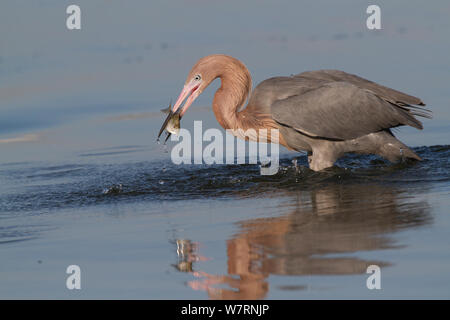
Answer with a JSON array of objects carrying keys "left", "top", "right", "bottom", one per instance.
[{"left": 162, "top": 54, "right": 430, "bottom": 171}]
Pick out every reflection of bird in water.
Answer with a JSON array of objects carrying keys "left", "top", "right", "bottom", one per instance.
[
  {"left": 161, "top": 54, "right": 431, "bottom": 171},
  {"left": 175, "top": 184, "right": 431, "bottom": 299},
  {"left": 172, "top": 239, "right": 205, "bottom": 273},
  {"left": 173, "top": 239, "right": 195, "bottom": 272}
]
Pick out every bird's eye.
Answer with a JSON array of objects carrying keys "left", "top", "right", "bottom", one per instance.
[{"left": 194, "top": 74, "right": 201, "bottom": 81}]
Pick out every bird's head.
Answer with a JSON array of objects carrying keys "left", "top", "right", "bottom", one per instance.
[
  {"left": 171, "top": 55, "right": 224, "bottom": 117},
  {"left": 158, "top": 55, "right": 251, "bottom": 139}
]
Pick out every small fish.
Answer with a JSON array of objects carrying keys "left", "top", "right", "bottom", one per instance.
[
  {"left": 157, "top": 101, "right": 181, "bottom": 144},
  {"left": 160, "top": 106, "right": 171, "bottom": 114},
  {"left": 165, "top": 112, "right": 180, "bottom": 135}
]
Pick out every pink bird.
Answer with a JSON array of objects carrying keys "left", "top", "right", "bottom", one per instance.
[{"left": 160, "top": 54, "right": 430, "bottom": 171}]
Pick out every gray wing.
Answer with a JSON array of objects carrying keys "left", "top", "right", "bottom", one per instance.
[
  {"left": 271, "top": 81, "right": 426, "bottom": 141},
  {"left": 295, "top": 69, "right": 426, "bottom": 106}
]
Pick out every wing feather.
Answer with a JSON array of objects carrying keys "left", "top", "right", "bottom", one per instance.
[
  {"left": 295, "top": 69, "right": 426, "bottom": 106},
  {"left": 271, "top": 82, "right": 424, "bottom": 141}
]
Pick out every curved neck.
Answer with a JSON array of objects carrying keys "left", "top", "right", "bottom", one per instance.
[
  {"left": 207, "top": 56, "right": 280, "bottom": 144},
  {"left": 212, "top": 61, "right": 252, "bottom": 130}
]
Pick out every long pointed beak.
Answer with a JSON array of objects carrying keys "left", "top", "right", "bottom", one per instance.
[{"left": 172, "top": 82, "right": 200, "bottom": 117}]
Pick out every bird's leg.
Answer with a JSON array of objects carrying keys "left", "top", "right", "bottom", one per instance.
[
  {"left": 368, "top": 131, "right": 422, "bottom": 162},
  {"left": 308, "top": 149, "right": 337, "bottom": 171},
  {"left": 307, "top": 151, "right": 313, "bottom": 166}
]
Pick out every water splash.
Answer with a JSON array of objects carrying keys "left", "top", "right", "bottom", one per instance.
[{"left": 0, "top": 146, "right": 449, "bottom": 215}]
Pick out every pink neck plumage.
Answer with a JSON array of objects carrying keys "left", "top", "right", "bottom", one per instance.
[
  {"left": 211, "top": 58, "right": 252, "bottom": 130},
  {"left": 206, "top": 55, "right": 280, "bottom": 144}
]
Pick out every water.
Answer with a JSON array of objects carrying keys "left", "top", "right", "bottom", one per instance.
[
  {"left": 1, "top": 131, "right": 449, "bottom": 298},
  {"left": 1, "top": 0, "right": 450, "bottom": 299}
]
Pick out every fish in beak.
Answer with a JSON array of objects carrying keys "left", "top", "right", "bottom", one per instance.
[
  {"left": 157, "top": 75, "right": 203, "bottom": 144},
  {"left": 157, "top": 101, "right": 181, "bottom": 144}
]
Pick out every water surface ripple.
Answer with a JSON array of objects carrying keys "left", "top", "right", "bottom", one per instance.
[{"left": 0, "top": 145, "right": 448, "bottom": 215}]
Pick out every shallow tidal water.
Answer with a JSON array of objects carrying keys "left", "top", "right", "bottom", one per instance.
[
  {"left": 1, "top": 0, "right": 450, "bottom": 299},
  {"left": 1, "top": 121, "right": 449, "bottom": 299}
]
